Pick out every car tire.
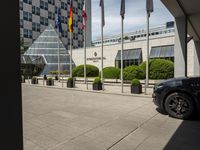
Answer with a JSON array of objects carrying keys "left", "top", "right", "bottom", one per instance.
[{"left": 164, "top": 92, "right": 194, "bottom": 119}]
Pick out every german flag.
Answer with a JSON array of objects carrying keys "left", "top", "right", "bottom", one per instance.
[{"left": 69, "top": 0, "right": 73, "bottom": 33}]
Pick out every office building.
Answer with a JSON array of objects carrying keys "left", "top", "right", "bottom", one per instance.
[{"left": 19, "top": 0, "right": 92, "bottom": 49}]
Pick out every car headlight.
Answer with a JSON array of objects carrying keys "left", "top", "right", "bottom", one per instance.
[{"left": 154, "top": 84, "right": 164, "bottom": 91}]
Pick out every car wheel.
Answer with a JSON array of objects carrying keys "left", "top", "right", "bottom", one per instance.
[{"left": 164, "top": 92, "right": 194, "bottom": 119}]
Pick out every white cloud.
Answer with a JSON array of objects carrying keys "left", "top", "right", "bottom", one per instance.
[{"left": 91, "top": 0, "right": 174, "bottom": 40}]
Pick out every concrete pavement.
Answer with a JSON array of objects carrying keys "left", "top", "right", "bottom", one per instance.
[{"left": 22, "top": 84, "right": 200, "bottom": 150}]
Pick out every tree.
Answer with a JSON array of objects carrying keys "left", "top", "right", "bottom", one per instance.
[
  {"left": 20, "top": 38, "right": 28, "bottom": 54},
  {"left": 124, "top": 36, "right": 129, "bottom": 40}
]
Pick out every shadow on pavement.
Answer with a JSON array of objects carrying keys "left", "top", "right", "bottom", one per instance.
[
  {"left": 156, "top": 107, "right": 168, "bottom": 115},
  {"left": 164, "top": 118, "right": 200, "bottom": 150}
]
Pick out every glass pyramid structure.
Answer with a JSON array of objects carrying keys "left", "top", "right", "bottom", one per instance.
[{"left": 23, "top": 24, "right": 74, "bottom": 75}]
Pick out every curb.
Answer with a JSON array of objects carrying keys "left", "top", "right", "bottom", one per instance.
[{"left": 22, "top": 83, "right": 152, "bottom": 98}]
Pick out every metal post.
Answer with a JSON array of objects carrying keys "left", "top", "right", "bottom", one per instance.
[
  {"left": 70, "top": 32, "right": 72, "bottom": 78},
  {"left": 145, "top": 13, "right": 149, "bottom": 95},
  {"left": 28, "top": 76, "right": 30, "bottom": 84},
  {"left": 121, "top": 17, "right": 124, "bottom": 93},
  {"left": 84, "top": 28, "right": 87, "bottom": 84},
  {"left": 101, "top": 7, "right": 104, "bottom": 90},
  {"left": 62, "top": 75, "right": 63, "bottom": 88},
  {"left": 57, "top": 34, "right": 60, "bottom": 81},
  {"left": 86, "top": 77, "right": 88, "bottom": 90}
]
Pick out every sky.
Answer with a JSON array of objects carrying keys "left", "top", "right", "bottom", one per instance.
[{"left": 91, "top": 0, "right": 174, "bottom": 41}]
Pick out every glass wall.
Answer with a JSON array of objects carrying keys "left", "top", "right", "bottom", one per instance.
[
  {"left": 150, "top": 45, "right": 174, "bottom": 61},
  {"left": 23, "top": 24, "right": 74, "bottom": 75},
  {"left": 115, "top": 48, "right": 142, "bottom": 68}
]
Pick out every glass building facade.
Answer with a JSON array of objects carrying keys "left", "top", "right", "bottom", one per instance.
[
  {"left": 115, "top": 48, "right": 142, "bottom": 68},
  {"left": 150, "top": 45, "right": 174, "bottom": 61},
  {"left": 20, "top": 0, "right": 92, "bottom": 49},
  {"left": 22, "top": 24, "right": 74, "bottom": 75}
]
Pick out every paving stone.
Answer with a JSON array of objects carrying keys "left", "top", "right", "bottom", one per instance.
[{"left": 22, "top": 85, "right": 199, "bottom": 150}]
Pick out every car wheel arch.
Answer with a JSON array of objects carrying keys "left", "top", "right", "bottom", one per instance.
[{"left": 162, "top": 90, "right": 196, "bottom": 112}]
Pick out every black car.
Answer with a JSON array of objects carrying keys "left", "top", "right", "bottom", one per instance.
[{"left": 152, "top": 77, "right": 200, "bottom": 119}]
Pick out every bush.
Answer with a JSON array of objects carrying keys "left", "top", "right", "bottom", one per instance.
[
  {"left": 102, "top": 67, "right": 120, "bottom": 79},
  {"left": 93, "top": 77, "right": 101, "bottom": 84},
  {"left": 50, "top": 70, "right": 68, "bottom": 75},
  {"left": 50, "top": 70, "right": 58, "bottom": 75},
  {"left": 123, "top": 66, "right": 145, "bottom": 80},
  {"left": 32, "top": 76, "right": 37, "bottom": 80},
  {"left": 72, "top": 65, "right": 99, "bottom": 77},
  {"left": 131, "top": 79, "right": 141, "bottom": 86},
  {"left": 67, "top": 77, "right": 73, "bottom": 82},
  {"left": 140, "top": 59, "right": 174, "bottom": 79},
  {"left": 60, "top": 70, "right": 68, "bottom": 75},
  {"left": 47, "top": 77, "right": 53, "bottom": 81},
  {"left": 150, "top": 59, "right": 174, "bottom": 79}
]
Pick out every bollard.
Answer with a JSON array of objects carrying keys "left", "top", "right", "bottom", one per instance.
[
  {"left": 86, "top": 77, "right": 88, "bottom": 90},
  {"left": 102, "top": 78, "right": 104, "bottom": 91},
  {"left": 62, "top": 76, "right": 63, "bottom": 88},
  {"left": 28, "top": 76, "right": 30, "bottom": 84}
]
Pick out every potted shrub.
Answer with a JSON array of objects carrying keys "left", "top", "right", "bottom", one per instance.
[
  {"left": 93, "top": 77, "right": 102, "bottom": 90},
  {"left": 131, "top": 78, "right": 142, "bottom": 94},
  {"left": 50, "top": 70, "right": 59, "bottom": 80},
  {"left": 21, "top": 75, "right": 25, "bottom": 83},
  {"left": 31, "top": 76, "right": 38, "bottom": 84},
  {"left": 46, "top": 77, "right": 54, "bottom": 86},
  {"left": 67, "top": 77, "right": 75, "bottom": 88}
]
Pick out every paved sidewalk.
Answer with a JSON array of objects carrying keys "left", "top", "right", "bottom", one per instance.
[
  {"left": 22, "top": 85, "right": 200, "bottom": 150},
  {"left": 24, "top": 79, "right": 153, "bottom": 97}
]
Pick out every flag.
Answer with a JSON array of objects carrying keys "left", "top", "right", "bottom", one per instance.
[
  {"left": 146, "top": 0, "right": 153, "bottom": 17},
  {"left": 120, "top": 0, "right": 125, "bottom": 19},
  {"left": 69, "top": 0, "right": 73, "bottom": 32},
  {"left": 55, "top": 6, "right": 62, "bottom": 33},
  {"left": 99, "top": 0, "right": 105, "bottom": 27},
  {"left": 82, "top": 9, "right": 87, "bottom": 29}
]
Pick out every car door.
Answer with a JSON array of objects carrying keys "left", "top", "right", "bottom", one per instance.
[{"left": 189, "top": 77, "right": 200, "bottom": 100}]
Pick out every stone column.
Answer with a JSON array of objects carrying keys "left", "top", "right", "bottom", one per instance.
[{"left": 174, "top": 17, "right": 188, "bottom": 77}]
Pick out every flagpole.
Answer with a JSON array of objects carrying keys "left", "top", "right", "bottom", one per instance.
[
  {"left": 84, "top": 27, "right": 87, "bottom": 84},
  {"left": 121, "top": 17, "right": 124, "bottom": 93},
  {"left": 83, "top": 3, "right": 87, "bottom": 84},
  {"left": 57, "top": 32, "right": 60, "bottom": 81},
  {"left": 145, "top": 12, "right": 149, "bottom": 95},
  {"left": 70, "top": 32, "right": 72, "bottom": 78},
  {"left": 101, "top": 5, "right": 104, "bottom": 90}
]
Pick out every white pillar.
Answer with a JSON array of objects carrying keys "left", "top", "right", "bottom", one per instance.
[
  {"left": 174, "top": 17, "right": 187, "bottom": 77},
  {"left": 194, "top": 41, "right": 200, "bottom": 76}
]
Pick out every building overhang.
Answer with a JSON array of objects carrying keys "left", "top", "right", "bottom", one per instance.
[{"left": 161, "top": 0, "right": 200, "bottom": 41}]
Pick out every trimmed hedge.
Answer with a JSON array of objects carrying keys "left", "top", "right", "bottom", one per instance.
[
  {"left": 150, "top": 59, "right": 174, "bottom": 79},
  {"left": 131, "top": 79, "right": 141, "bottom": 86},
  {"left": 72, "top": 64, "right": 99, "bottom": 77},
  {"left": 139, "top": 59, "right": 174, "bottom": 79},
  {"left": 102, "top": 67, "right": 120, "bottom": 79},
  {"left": 47, "top": 77, "right": 53, "bottom": 81},
  {"left": 67, "top": 77, "right": 73, "bottom": 82},
  {"left": 93, "top": 77, "right": 102, "bottom": 84},
  {"left": 50, "top": 70, "right": 68, "bottom": 75},
  {"left": 123, "top": 66, "right": 145, "bottom": 80}
]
